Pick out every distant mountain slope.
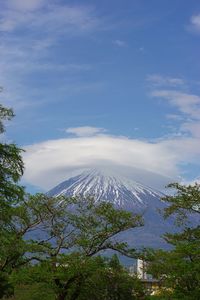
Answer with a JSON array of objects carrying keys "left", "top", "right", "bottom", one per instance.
[
  {"left": 47, "top": 169, "right": 163, "bottom": 211},
  {"left": 47, "top": 169, "right": 172, "bottom": 248}
]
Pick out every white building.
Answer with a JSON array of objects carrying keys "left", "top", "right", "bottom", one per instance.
[{"left": 136, "top": 259, "right": 148, "bottom": 279}]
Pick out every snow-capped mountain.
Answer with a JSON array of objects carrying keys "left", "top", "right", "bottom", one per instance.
[
  {"left": 47, "top": 169, "right": 163, "bottom": 212},
  {"left": 47, "top": 169, "right": 174, "bottom": 249}
]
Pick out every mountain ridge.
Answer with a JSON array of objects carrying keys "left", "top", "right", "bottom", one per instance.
[
  {"left": 47, "top": 168, "right": 173, "bottom": 249},
  {"left": 47, "top": 169, "right": 163, "bottom": 211}
]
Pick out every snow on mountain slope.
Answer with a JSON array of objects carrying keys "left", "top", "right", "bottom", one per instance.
[
  {"left": 47, "top": 169, "right": 174, "bottom": 249},
  {"left": 47, "top": 169, "right": 163, "bottom": 212}
]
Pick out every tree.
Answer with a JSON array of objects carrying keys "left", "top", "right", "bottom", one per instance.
[
  {"left": 145, "top": 183, "right": 200, "bottom": 300},
  {"left": 0, "top": 104, "right": 24, "bottom": 222},
  {"left": 0, "top": 104, "right": 26, "bottom": 298},
  {"left": 12, "top": 255, "right": 146, "bottom": 300},
  {"left": 0, "top": 104, "right": 67, "bottom": 297},
  {"left": 83, "top": 254, "right": 146, "bottom": 300},
  {"left": 17, "top": 195, "right": 143, "bottom": 300},
  {"left": 0, "top": 103, "right": 145, "bottom": 299},
  {"left": 161, "top": 182, "right": 200, "bottom": 225}
]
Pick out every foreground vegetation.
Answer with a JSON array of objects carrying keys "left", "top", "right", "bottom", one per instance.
[
  {"left": 0, "top": 104, "right": 199, "bottom": 299},
  {"left": 145, "top": 183, "right": 200, "bottom": 300}
]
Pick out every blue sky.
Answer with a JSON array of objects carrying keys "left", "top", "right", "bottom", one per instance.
[{"left": 1, "top": 0, "right": 200, "bottom": 191}]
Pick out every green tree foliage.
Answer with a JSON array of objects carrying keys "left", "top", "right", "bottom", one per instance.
[
  {"left": 0, "top": 104, "right": 70, "bottom": 297},
  {"left": 162, "top": 182, "right": 200, "bottom": 225},
  {"left": 0, "top": 104, "right": 24, "bottom": 224},
  {"left": 0, "top": 104, "right": 26, "bottom": 298},
  {"left": 0, "top": 273, "right": 14, "bottom": 299},
  {"left": 145, "top": 183, "right": 200, "bottom": 300},
  {"left": 0, "top": 189, "right": 144, "bottom": 300},
  {"left": 15, "top": 195, "right": 143, "bottom": 300},
  {"left": 0, "top": 103, "right": 24, "bottom": 260},
  {"left": 0, "top": 103, "right": 145, "bottom": 300},
  {"left": 11, "top": 255, "right": 146, "bottom": 300}
]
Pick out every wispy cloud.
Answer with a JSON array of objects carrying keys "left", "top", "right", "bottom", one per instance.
[
  {"left": 66, "top": 126, "right": 107, "bottom": 137},
  {"left": 7, "top": 0, "right": 47, "bottom": 12},
  {"left": 166, "top": 114, "right": 184, "bottom": 121},
  {"left": 0, "top": 3, "right": 101, "bottom": 34},
  {"left": 149, "top": 74, "right": 200, "bottom": 151},
  {"left": 181, "top": 122, "right": 200, "bottom": 138},
  {"left": 147, "top": 74, "right": 185, "bottom": 87},
  {"left": 112, "top": 39, "right": 127, "bottom": 47},
  {"left": 151, "top": 90, "right": 200, "bottom": 119},
  {"left": 190, "top": 13, "right": 200, "bottom": 33},
  {"left": 0, "top": 2, "right": 107, "bottom": 110}
]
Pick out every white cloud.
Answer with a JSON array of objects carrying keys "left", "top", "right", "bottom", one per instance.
[
  {"left": 147, "top": 74, "right": 185, "bottom": 87},
  {"left": 181, "top": 122, "right": 200, "bottom": 138},
  {"left": 66, "top": 126, "right": 106, "bottom": 137},
  {"left": 0, "top": 9, "right": 32, "bottom": 32},
  {"left": 166, "top": 114, "right": 183, "bottom": 121},
  {"left": 151, "top": 90, "right": 200, "bottom": 119},
  {"left": 0, "top": 17, "right": 17, "bottom": 31},
  {"left": 32, "top": 5, "right": 101, "bottom": 34},
  {"left": 112, "top": 39, "right": 127, "bottom": 47},
  {"left": 149, "top": 76, "right": 200, "bottom": 142},
  {"left": 0, "top": 4, "right": 101, "bottom": 34},
  {"left": 0, "top": 34, "right": 95, "bottom": 111},
  {"left": 22, "top": 133, "right": 200, "bottom": 190},
  {"left": 0, "top": 3, "right": 104, "bottom": 110},
  {"left": 190, "top": 14, "right": 200, "bottom": 32},
  {"left": 7, "top": 0, "right": 46, "bottom": 12}
]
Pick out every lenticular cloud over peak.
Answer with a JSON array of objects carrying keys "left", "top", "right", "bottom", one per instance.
[{"left": 22, "top": 131, "right": 200, "bottom": 191}]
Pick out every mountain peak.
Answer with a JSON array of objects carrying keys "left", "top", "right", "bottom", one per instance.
[
  {"left": 47, "top": 168, "right": 162, "bottom": 210},
  {"left": 47, "top": 169, "right": 172, "bottom": 248}
]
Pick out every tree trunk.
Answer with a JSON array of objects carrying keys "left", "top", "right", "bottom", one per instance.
[
  {"left": 56, "top": 292, "right": 67, "bottom": 300},
  {"left": 55, "top": 275, "right": 80, "bottom": 300}
]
